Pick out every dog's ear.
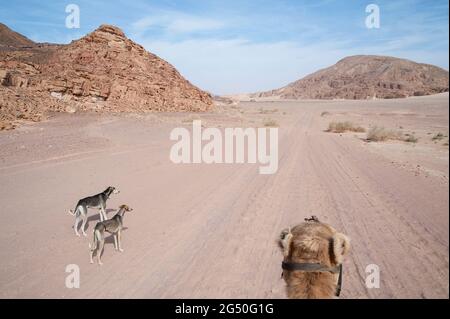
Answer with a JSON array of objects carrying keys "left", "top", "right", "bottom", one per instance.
[
  {"left": 332, "top": 232, "right": 350, "bottom": 264},
  {"left": 279, "top": 228, "right": 293, "bottom": 257}
]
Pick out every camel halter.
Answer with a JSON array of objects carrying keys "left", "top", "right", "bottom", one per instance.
[{"left": 281, "top": 262, "right": 343, "bottom": 297}]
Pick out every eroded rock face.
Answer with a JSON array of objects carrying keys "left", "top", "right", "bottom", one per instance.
[
  {"left": 40, "top": 25, "right": 212, "bottom": 112},
  {"left": 254, "top": 55, "right": 449, "bottom": 100},
  {"left": 0, "top": 24, "right": 213, "bottom": 129}
]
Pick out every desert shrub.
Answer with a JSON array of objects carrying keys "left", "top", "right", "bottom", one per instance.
[
  {"left": 404, "top": 135, "right": 418, "bottom": 143},
  {"left": 432, "top": 132, "right": 445, "bottom": 141},
  {"left": 263, "top": 119, "right": 278, "bottom": 127},
  {"left": 259, "top": 108, "right": 278, "bottom": 114},
  {"left": 327, "top": 121, "right": 365, "bottom": 133},
  {"left": 181, "top": 116, "right": 201, "bottom": 123},
  {"left": 366, "top": 127, "right": 403, "bottom": 142},
  {"left": 321, "top": 111, "right": 331, "bottom": 117}
]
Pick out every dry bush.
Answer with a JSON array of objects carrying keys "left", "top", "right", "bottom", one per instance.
[
  {"left": 404, "top": 135, "right": 418, "bottom": 143},
  {"left": 366, "top": 127, "right": 404, "bottom": 142},
  {"left": 263, "top": 119, "right": 279, "bottom": 127},
  {"left": 327, "top": 121, "right": 365, "bottom": 133},
  {"left": 259, "top": 108, "right": 278, "bottom": 114},
  {"left": 321, "top": 111, "right": 331, "bottom": 117},
  {"left": 432, "top": 132, "right": 445, "bottom": 141},
  {"left": 181, "top": 115, "right": 201, "bottom": 123}
]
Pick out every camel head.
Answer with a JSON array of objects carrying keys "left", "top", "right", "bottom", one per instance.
[{"left": 278, "top": 216, "right": 350, "bottom": 299}]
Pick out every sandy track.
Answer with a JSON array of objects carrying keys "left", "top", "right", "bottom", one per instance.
[{"left": 0, "top": 95, "right": 448, "bottom": 298}]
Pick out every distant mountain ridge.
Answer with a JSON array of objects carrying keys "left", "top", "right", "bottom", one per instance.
[{"left": 252, "top": 55, "right": 449, "bottom": 100}]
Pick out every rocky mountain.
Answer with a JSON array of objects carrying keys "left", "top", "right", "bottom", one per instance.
[
  {"left": 253, "top": 55, "right": 449, "bottom": 100},
  {"left": 0, "top": 24, "right": 212, "bottom": 129},
  {"left": 0, "top": 23, "right": 35, "bottom": 48}
]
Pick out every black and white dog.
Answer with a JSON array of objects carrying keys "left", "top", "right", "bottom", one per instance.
[{"left": 68, "top": 186, "right": 120, "bottom": 237}]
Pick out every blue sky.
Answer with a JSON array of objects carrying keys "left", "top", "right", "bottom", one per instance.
[{"left": 1, "top": 0, "right": 448, "bottom": 94}]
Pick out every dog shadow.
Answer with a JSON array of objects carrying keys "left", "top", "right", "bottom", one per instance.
[
  {"left": 74, "top": 210, "right": 129, "bottom": 240},
  {"left": 104, "top": 227, "right": 129, "bottom": 244},
  {"left": 85, "top": 208, "right": 116, "bottom": 228},
  {"left": 91, "top": 226, "right": 129, "bottom": 260}
]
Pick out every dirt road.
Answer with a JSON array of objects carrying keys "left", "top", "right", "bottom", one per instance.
[{"left": 0, "top": 94, "right": 448, "bottom": 298}]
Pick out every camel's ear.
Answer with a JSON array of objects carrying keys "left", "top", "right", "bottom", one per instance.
[
  {"left": 332, "top": 233, "right": 350, "bottom": 264},
  {"left": 279, "top": 228, "right": 293, "bottom": 257}
]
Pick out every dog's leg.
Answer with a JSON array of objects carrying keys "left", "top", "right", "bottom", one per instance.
[
  {"left": 100, "top": 204, "right": 107, "bottom": 221},
  {"left": 90, "top": 229, "right": 99, "bottom": 264},
  {"left": 90, "top": 245, "right": 96, "bottom": 264},
  {"left": 98, "top": 238, "right": 105, "bottom": 265},
  {"left": 74, "top": 212, "right": 81, "bottom": 237},
  {"left": 113, "top": 234, "right": 118, "bottom": 250},
  {"left": 81, "top": 215, "right": 88, "bottom": 237},
  {"left": 98, "top": 208, "right": 104, "bottom": 222},
  {"left": 118, "top": 230, "right": 124, "bottom": 252},
  {"left": 90, "top": 248, "right": 95, "bottom": 264}
]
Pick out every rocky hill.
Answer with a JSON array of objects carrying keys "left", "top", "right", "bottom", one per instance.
[
  {"left": 0, "top": 23, "right": 35, "bottom": 48},
  {"left": 0, "top": 24, "right": 212, "bottom": 129},
  {"left": 253, "top": 55, "right": 449, "bottom": 100}
]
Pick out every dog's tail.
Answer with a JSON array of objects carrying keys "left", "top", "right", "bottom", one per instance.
[
  {"left": 89, "top": 229, "right": 99, "bottom": 251},
  {"left": 68, "top": 205, "right": 79, "bottom": 216}
]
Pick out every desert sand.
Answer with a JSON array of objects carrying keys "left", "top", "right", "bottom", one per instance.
[{"left": 0, "top": 93, "right": 448, "bottom": 298}]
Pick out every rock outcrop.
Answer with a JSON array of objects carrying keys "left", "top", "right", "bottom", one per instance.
[{"left": 0, "top": 24, "right": 213, "bottom": 129}]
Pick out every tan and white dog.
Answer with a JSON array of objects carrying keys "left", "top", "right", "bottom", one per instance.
[{"left": 89, "top": 204, "right": 133, "bottom": 265}]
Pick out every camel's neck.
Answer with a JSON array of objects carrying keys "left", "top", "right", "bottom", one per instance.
[{"left": 286, "top": 272, "right": 337, "bottom": 299}]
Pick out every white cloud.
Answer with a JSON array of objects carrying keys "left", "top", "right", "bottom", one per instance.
[
  {"left": 167, "top": 17, "right": 224, "bottom": 33},
  {"left": 132, "top": 11, "right": 225, "bottom": 35}
]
